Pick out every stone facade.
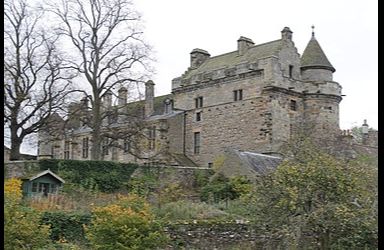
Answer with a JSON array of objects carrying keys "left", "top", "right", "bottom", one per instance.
[{"left": 38, "top": 27, "right": 374, "bottom": 167}]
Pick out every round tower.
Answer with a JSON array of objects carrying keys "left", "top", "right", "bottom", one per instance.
[
  {"left": 300, "top": 26, "right": 335, "bottom": 82},
  {"left": 299, "top": 27, "right": 342, "bottom": 138}
]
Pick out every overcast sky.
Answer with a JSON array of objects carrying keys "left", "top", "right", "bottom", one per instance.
[{"left": 134, "top": 0, "right": 378, "bottom": 130}]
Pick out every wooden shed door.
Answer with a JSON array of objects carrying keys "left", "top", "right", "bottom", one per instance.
[{"left": 39, "top": 183, "right": 50, "bottom": 196}]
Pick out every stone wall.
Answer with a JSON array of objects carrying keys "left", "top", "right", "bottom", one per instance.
[
  {"left": 366, "top": 130, "right": 378, "bottom": 147},
  {"left": 4, "top": 160, "right": 40, "bottom": 179},
  {"left": 184, "top": 96, "right": 271, "bottom": 167},
  {"left": 166, "top": 113, "right": 185, "bottom": 155},
  {"left": 164, "top": 222, "right": 281, "bottom": 250},
  {"left": 131, "top": 165, "right": 212, "bottom": 190},
  {"left": 37, "top": 29, "right": 348, "bottom": 168},
  {"left": 301, "top": 68, "right": 334, "bottom": 82}
]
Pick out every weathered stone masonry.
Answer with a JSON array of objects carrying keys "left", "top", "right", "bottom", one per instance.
[{"left": 39, "top": 27, "right": 370, "bottom": 167}]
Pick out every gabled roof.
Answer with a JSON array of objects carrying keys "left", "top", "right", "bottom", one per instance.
[
  {"left": 28, "top": 169, "right": 65, "bottom": 183},
  {"left": 183, "top": 39, "right": 283, "bottom": 79},
  {"left": 235, "top": 150, "right": 282, "bottom": 175},
  {"left": 300, "top": 36, "right": 335, "bottom": 72}
]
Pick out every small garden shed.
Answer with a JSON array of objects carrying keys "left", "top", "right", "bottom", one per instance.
[{"left": 22, "top": 169, "right": 65, "bottom": 197}]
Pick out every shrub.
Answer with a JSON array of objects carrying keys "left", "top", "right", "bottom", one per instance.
[
  {"left": 4, "top": 178, "right": 51, "bottom": 249},
  {"left": 41, "top": 211, "right": 92, "bottom": 244},
  {"left": 200, "top": 174, "right": 251, "bottom": 203},
  {"left": 157, "top": 183, "right": 185, "bottom": 205},
  {"left": 154, "top": 200, "right": 230, "bottom": 221},
  {"left": 251, "top": 148, "right": 378, "bottom": 249},
  {"left": 85, "top": 194, "right": 168, "bottom": 249}
]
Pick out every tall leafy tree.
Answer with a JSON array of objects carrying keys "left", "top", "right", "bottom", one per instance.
[{"left": 252, "top": 142, "right": 377, "bottom": 249}]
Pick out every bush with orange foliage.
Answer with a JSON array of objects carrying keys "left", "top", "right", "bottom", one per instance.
[
  {"left": 4, "top": 178, "right": 52, "bottom": 249},
  {"left": 85, "top": 194, "right": 169, "bottom": 249}
]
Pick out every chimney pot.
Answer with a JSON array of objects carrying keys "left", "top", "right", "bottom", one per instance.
[
  {"left": 237, "top": 36, "right": 254, "bottom": 55},
  {"left": 281, "top": 27, "right": 293, "bottom": 41},
  {"left": 190, "top": 48, "right": 210, "bottom": 68},
  {"left": 145, "top": 80, "right": 155, "bottom": 117},
  {"left": 118, "top": 87, "right": 128, "bottom": 105}
]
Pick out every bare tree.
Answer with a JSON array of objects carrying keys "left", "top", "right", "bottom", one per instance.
[
  {"left": 48, "top": 0, "right": 152, "bottom": 160},
  {"left": 4, "top": 0, "right": 74, "bottom": 160}
]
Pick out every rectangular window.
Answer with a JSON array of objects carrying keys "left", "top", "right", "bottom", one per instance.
[
  {"left": 64, "top": 141, "right": 70, "bottom": 159},
  {"left": 195, "top": 97, "right": 203, "bottom": 108},
  {"left": 32, "top": 182, "right": 38, "bottom": 192},
  {"left": 124, "top": 140, "right": 131, "bottom": 154},
  {"left": 208, "top": 162, "right": 213, "bottom": 168},
  {"left": 50, "top": 184, "right": 57, "bottom": 194},
  {"left": 38, "top": 183, "right": 46, "bottom": 193},
  {"left": 289, "top": 65, "right": 293, "bottom": 78},
  {"left": 102, "top": 138, "right": 109, "bottom": 156},
  {"left": 290, "top": 100, "right": 297, "bottom": 111},
  {"left": 148, "top": 126, "right": 156, "bottom": 150},
  {"left": 194, "top": 132, "right": 201, "bottom": 154},
  {"left": 38, "top": 183, "right": 49, "bottom": 195},
  {"left": 196, "top": 112, "right": 202, "bottom": 122},
  {"left": 233, "top": 89, "right": 243, "bottom": 101},
  {"left": 82, "top": 137, "right": 89, "bottom": 158}
]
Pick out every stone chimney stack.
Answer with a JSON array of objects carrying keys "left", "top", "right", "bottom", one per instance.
[
  {"left": 281, "top": 27, "right": 293, "bottom": 41},
  {"left": 145, "top": 80, "right": 155, "bottom": 117},
  {"left": 103, "top": 90, "right": 113, "bottom": 109},
  {"left": 362, "top": 119, "right": 369, "bottom": 145},
  {"left": 237, "top": 36, "right": 254, "bottom": 56},
  {"left": 190, "top": 48, "right": 210, "bottom": 69},
  {"left": 118, "top": 87, "right": 128, "bottom": 105}
]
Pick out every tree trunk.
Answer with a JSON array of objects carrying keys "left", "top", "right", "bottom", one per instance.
[
  {"left": 10, "top": 137, "right": 22, "bottom": 161},
  {"left": 90, "top": 97, "right": 102, "bottom": 160}
]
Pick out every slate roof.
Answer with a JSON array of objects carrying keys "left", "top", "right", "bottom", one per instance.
[
  {"left": 235, "top": 150, "right": 282, "bottom": 175},
  {"left": 121, "top": 94, "right": 173, "bottom": 116},
  {"left": 300, "top": 36, "right": 335, "bottom": 72},
  {"left": 183, "top": 39, "right": 283, "bottom": 79}
]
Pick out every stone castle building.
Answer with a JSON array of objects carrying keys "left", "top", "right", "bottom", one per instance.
[{"left": 38, "top": 27, "right": 377, "bottom": 168}]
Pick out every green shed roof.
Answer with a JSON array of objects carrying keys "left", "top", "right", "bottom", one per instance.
[{"left": 28, "top": 169, "right": 65, "bottom": 183}]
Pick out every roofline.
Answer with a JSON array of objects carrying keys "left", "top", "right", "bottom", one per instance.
[
  {"left": 29, "top": 169, "right": 65, "bottom": 183},
  {"left": 206, "top": 39, "right": 282, "bottom": 61},
  {"left": 240, "top": 151, "right": 282, "bottom": 159},
  {"left": 300, "top": 65, "right": 336, "bottom": 73}
]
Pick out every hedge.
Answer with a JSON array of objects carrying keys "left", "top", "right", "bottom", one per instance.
[
  {"left": 41, "top": 211, "right": 91, "bottom": 244},
  {"left": 38, "top": 159, "right": 139, "bottom": 193}
]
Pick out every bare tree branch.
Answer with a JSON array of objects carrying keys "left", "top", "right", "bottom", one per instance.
[
  {"left": 4, "top": 0, "right": 75, "bottom": 160},
  {"left": 46, "top": 0, "right": 153, "bottom": 160}
]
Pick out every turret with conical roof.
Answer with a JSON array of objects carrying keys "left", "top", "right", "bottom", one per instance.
[{"left": 300, "top": 27, "right": 335, "bottom": 81}]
